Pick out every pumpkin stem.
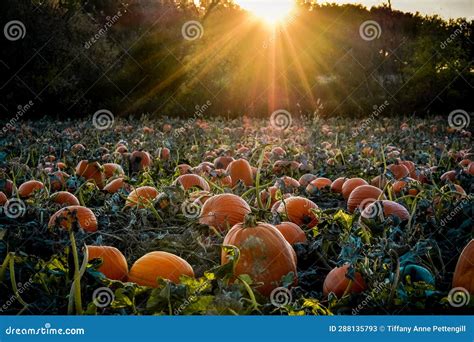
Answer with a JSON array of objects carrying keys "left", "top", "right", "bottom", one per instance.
[
  {"left": 242, "top": 213, "right": 257, "bottom": 228},
  {"left": 68, "top": 230, "right": 83, "bottom": 315}
]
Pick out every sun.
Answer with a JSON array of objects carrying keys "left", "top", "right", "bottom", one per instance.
[{"left": 236, "top": 0, "right": 295, "bottom": 25}]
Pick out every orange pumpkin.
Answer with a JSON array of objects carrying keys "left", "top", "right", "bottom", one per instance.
[
  {"left": 392, "top": 178, "right": 419, "bottom": 196},
  {"left": 125, "top": 186, "right": 159, "bottom": 208},
  {"left": 452, "top": 239, "right": 474, "bottom": 293},
  {"left": 399, "top": 160, "right": 416, "bottom": 177},
  {"left": 128, "top": 251, "right": 194, "bottom": 287},
  {"left": 276, "top": 196, "right": 319, "bottom": 228},
  {"left": 440, "top": 170, "right": 457, "bottom": 182},
  {"left": 176, "top": 164, "right": 192, "bottom": 175},
  {"left": 50, "top": 191, "right": 80, "bottom": 206},
  {"left": 275, "top": 222, "right": 307, "bottom": 245},
  {"left": 0, "top": 179, "right": 13, "bottom": 197},
  {"left": 76, "top": 160, "right": 105, "bottom": 189},
  {"left": 129, "top": 151, "right": 152, "bottom": 172},
  {"left": 103, "top": 177, "right": 127, "bottom": 193},
  {"left": 222, "top": 218, "right": 297, "bottom": 296},
  {"left": 103, "top": 163, "right": 125, "bottom": 179},
  {"left": 323, "top": 264, "right": 367, "bottom": 297},
  {"left": 306, "top": 177, "right": 332, "bottom": 194},
  {"left": 387, "top": 163, "right": 410, "bottom": 180},
  {"left": 341, "top": 178, "right": 368, "bottom": 200},
  {"left": 347, "top": 185, "right": 384, "bottom": 213},
  {"left": 467, "top": 162, "right": 474, "bottom": 176},
  {"left": 226, "top": 158, "right": 253, "bottom": 187},
  {"left": 298, "top": 174, "right": 317, "bottom": 187},
  {"left": 209, "top": 169, "right": 232, "bottom": 187},
  {"left": 331, "top": 177, "right": 347, "bottom": 194},
  {"left": 49, "top": 171, "right": 69, "bottom": 191},
  {"left": 18, "top": 180, "right": 44, "bottom": 198},
  {"left": 0, "top": 191, "right": 7, "bottom": 205},
  {"left": 48, "top": 205, "right": 97, "bottom": 232},
  {"left": 174, "top": 174, "right": 210, "bottom": 191},
  {"left": 87, "top": 245, "right": 128, "bottom": 281},
  {"left": 214, "top": 156, "right": 235, "bottom": 170},
  {"left": 275, "top": 176, "right": 300, "bottom": 193},
  {"left": 199, "top": 194, "right": 251, "bottom": 232}
]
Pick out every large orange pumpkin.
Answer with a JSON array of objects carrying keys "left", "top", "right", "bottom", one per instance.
[
  {"left": 298, "top": 174, "right": 317, "bottom": 187},
  {"left": 341, "top": 178, "right": 368, "bottom": 200},
  {"left": 18, "top": 180, "right": 44, "bottom": 198},
  {"left": 76, "top": 160, "right": 105, "bottom": 189},
  {"left": 128, "top": 251, "right": 194, "bottom": 287},
  {"left": 222, "top": 218, "right": 297, "bottom": 296},
  {"left": 276, "top": 196, "right": 319, "bottom": 228},
  {"left": 306, "top": 177, "right": 332, "bottom": 194},
  {"left": 103, "top": 177, "right": 127, "bottom": 193},
  {"left": 347, "top": 185, "right": 384, "bottom": 213},
  {"left": 330, "top": 177, "right": 347, "bottom": 194},
  {"left": 214, "top": 156, "right": 235, "bottom": 170},
  {"left": 129, "top": 151, "right": 152, "bottom": 172},
  {"left": 103, "top": 163, "right": 125, "bottom": 179},
  {"left": 87, "top": 245, "right": 128, "bottom": 281},
  {"left": 275, "top": 222, "right": 307, "bottom": 245},
  {"left": 452, "top": 239, "right": 474, "bottom": 294},
  {"left": 199, "top": 194, "right": 251, "bottom": 232},
  {"left": 226, "top": 158, "right": 253, "bottom": 187},
  {"left": 323, "top": 264, "right": 367, "bottom": 297},
  {"left": 50, "top": 191, "right": 80, "bottom": 206},
  {"left": 387, "top": 163, "right": 410, "bottom": 180},
  {"left": 125, "top": 186, "right": 159, "bottom": 208},
  {"left": 174, "top": 174, "right": 210, "bottom": 191},
  {"left": 48, "top": 205, "right": 97, "bottom": 232}
]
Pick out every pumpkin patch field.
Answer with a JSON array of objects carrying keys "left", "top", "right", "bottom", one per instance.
[{"left": 0, "top": 115, "right": 472, "bottom": 315}]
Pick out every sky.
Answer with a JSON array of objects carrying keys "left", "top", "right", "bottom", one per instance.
[{"left": 327, "top": 0, "right": 473, "bottom": 19}]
